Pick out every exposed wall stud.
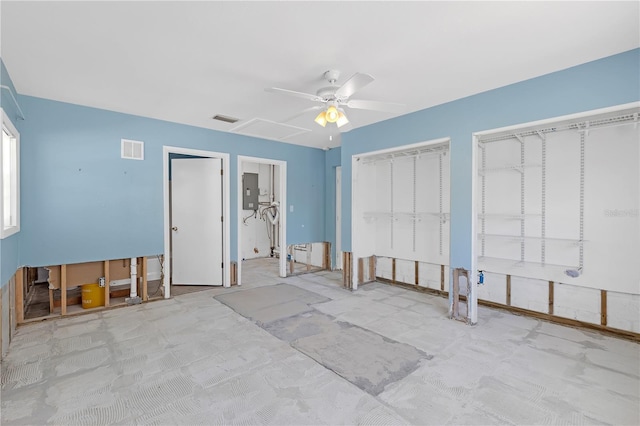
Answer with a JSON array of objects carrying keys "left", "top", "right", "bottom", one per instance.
[
  {"left": 392, "top": 258, "right": 396, "bottom": 284},
  {"left": 506, "top": 274, "right": 511, "bottom": 306},
  {"left": 61, "top": 265, "right": 67, "bottom": 316},
  {"left": 601, "top": 290, "right": 607, "bottom": 326},
  {"left": 548, "top": 281, "right": 554, "bottom": 315},
  {"left": 142, "top": 257, "right": 148, "bottom": 301},
  {"left": 369, "top": 256, "right": 376, "bottom": 282},
  {"left": 15, "top": 268, "right": 24, "bottom": 324}
]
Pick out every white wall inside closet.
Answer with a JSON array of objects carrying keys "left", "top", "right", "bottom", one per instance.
[
  {"left": 352, "top": 139, "right": 451, "bottom": 286},
  {"left": 476, "top": 103, "right": 639, "bottom": 332}
]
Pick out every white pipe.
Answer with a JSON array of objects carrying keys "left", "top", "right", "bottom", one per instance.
[
  {"left": 270, "top": 164, "right": 275, "bottom": 203},
  {"left": 266, "top": 202, "right": 280, "bottom": 225},
  {"left": 130, "top": 257, "right": 138, "bottom": 298}
]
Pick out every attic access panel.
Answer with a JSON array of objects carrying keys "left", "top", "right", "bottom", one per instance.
[{"left": 231, "top": 118, "right": 310, "bottom": 141}]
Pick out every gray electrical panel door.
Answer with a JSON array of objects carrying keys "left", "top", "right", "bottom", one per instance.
[{"left": 242, "top": 172, "right": 259, "bottom": 210}]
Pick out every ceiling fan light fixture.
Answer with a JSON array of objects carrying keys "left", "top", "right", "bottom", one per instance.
[
  {"left": 325, "top": 105, "right": 340, "bottom": 123},
  {"left": 314, "top": 111, "right": 328, "bottom": 127},
  {"left": 336, "top": 110, "right": 349, "bottom": 128}
]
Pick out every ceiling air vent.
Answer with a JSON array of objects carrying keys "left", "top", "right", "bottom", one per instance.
[
  {"left": 212, "top": 114, "right": 239, "bottom": 124},
  {"left": 121, "top": 139, "right": 144, "bottom": 160}
]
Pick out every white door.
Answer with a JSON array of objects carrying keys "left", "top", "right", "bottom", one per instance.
[
  {"left": 171, "top": 158, "right": 223, "bottom": 285},
  {"left": 335, "top": 166, "right": 342, "bottom": 270}
]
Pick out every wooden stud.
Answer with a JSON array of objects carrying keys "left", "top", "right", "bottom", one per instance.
[
  {"left": 548, "top": 281, "right": 554, "bottom": 315},
  {"left": 322, "top": 242, "right": 330, "bottom": 270},
  {"left": 415, "top": 261, "right": 419, "bottom": 286},
  {"left": 142, "top": 257, "right": 148, "bottom": 302},
  {"left": 358, "top": 258, "right": 364, "bottom": 284},
  {"left": 230, "top": 261, "right": 238, "bottom": 285},
  {"left": 391, "top": 258, "right": 396, "bottom": 284},
  {"left": 601, "top": 290, "right": 607, "bottom": 326},
  {"left": 369, "top": 256, "right": 375, "bottom": 282},
  {"left": 506, "top": 274, "right": 511, "bottom": 306},
  {"left": 348, "top": 253, "right": 353, "bottom": 288},
  {"left": 61, "top": 264, "right": 67, "bottom": 316},
  {"left": 15, "top": 268, "right": 24, "bottom": 324},
  {"left": 104, "top": 260, "right": 110, "bottom": 307},
  {"left": 342, "top": 252, "right": 348, "bottom": 288},
  {"left": 440, "top": 264, "right": 445, "bottom": 291},
  {"left": 49, "top": 289, "right": 54, "bottom": 314}
]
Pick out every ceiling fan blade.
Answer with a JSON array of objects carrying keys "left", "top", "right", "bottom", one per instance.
[
  {"left": 334, "top": 73, "right": 374, "bottom": 98},
  {"left": 346, "top": 99, "right": 405, "bottom": 113},
  {"left": 281, "top": 105, "right": 324, "bottom": 122},
  {"left": 265, "top": 87, "right": 323, "bottom": 102}
]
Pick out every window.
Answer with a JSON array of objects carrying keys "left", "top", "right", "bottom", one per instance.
[{"left": 1, "top": 108, "right": 19, "bottom": 239}]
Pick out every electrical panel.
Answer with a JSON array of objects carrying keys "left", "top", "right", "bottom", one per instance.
[{"left": 242, "top": 173, "right": 259, "bottom": 210}]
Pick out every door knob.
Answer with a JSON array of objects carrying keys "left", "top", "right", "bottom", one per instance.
[{"left": 172, "top": 226, "right": 178, "bottom": 231}]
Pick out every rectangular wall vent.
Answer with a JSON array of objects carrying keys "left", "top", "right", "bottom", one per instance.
[{"left": 121, "top": 139, "right": 144, "bottom": 160}]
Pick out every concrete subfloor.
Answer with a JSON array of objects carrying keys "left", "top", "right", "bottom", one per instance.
[{"left": 1, "top": 258, "right": 639, "bottom": 425}]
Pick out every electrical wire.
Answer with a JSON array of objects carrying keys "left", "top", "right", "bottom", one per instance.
[{"left": 242, "top": 210, "right": 257, "bottom": 225}]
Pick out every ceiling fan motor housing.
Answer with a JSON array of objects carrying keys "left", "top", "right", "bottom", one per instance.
[{"left": 324, "top": 69, "right": 340, "bottom": 83}]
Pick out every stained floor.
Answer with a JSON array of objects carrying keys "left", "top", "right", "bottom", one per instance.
[{"left": 1, "top": 258, "right": 639, "bottom": 425}]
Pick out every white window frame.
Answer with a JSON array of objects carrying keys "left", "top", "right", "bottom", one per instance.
[{"left": 1, "top": 108, "right": 20, "bottom": 239}]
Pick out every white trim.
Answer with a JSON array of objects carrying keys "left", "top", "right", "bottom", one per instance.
[
  {"left": 474, "top": 102, "right": 640, "bottom": 137},
  {"left": 469, "top": 134, "right": 479, "bottom": 325},
  {"left": 335, "top": 165, "right": 342, "bottom": 270},
  {"left": 353, "top": 137, "right": 450, "bottom": 159},
  {"left": 163, "top": 146, "right": 231, "bottom": 298},
  {"left": 237, "top": 155, "right": 287, "bottom": 283},
  {"left": 1, "top": 108, "right": 20, "bottom": 239}
]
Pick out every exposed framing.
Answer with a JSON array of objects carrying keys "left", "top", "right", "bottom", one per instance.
[
  {"left": 163, "top": 146, "right": 231, "bottom": 296},
  {"left": 368, "top": 254, "right": 639, "bottom": 342},
  {"left": 16, "top": 257, "right": 150, "bottom": 324}
]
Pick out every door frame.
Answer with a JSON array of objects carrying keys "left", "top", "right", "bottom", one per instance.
[
  {"left": 237, "top": 155, "right": 287, "bottom": 283},
  {"left": 335, "top": 165, "right": 342, "bottom": 270},
  {"left": 163, "top": 146, "right": 231, "bottom": 298}
]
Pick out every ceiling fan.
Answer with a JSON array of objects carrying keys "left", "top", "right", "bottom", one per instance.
[{"left": 266, "top": 70, "right": 404, "bottom": 128}]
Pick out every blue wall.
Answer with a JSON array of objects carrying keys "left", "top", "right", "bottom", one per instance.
[
  {"left": 338, "top": 48, "right": 640, "bottom": 270},
  {"left": 5, "top": 48, "right": 640, "bottom": 282},
  {"left": 17, "top": 95, "right": 326, "bottom": 267},
  {"left": 1, "top": 59, "right": 23, "bottom": 286},
  {"left": 324, "top": 147, "right": 341, "bottom": 267}
]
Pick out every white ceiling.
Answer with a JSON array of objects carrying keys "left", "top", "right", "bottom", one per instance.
[{"left": 1, "top": 1, "right": 638, "bottom": 149}]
